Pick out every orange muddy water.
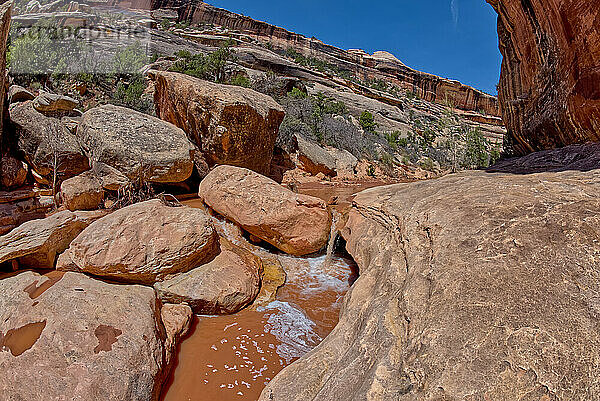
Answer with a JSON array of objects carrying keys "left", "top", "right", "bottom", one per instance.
[
  {"left": 161, "top": 183, "right": 379, "bottom": 401},
  {"left": 0, "top": 320, "right": 47, "bottom": 356}
]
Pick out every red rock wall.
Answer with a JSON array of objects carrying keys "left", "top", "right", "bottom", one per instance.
[{"left": 488, "top": 0, "right": 600, "bottom": 154}]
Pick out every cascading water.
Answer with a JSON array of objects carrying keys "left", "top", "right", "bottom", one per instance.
[
  {"left": 322, "top": 209, "right": 340, "bottom": 271},
  {"left": 162, "top": 195, "right": 360, "bottom": 401}
]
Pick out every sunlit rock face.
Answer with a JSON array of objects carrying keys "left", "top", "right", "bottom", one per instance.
[
  {"left": 259, "top": 149, "right": 600, "bottom": 400},
  {"left": 488, "top": 0, "right": 600, "bottom": 154}
]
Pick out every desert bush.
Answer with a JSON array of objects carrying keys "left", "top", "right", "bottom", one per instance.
[
  {"left": 359, "top": 110, "right": 378, "bottom": 133},
  {"left": 229, "top": 74, "right": 250, "bottom": 88},
  {"left": 170, "top": 40, "right": 236, "bottom": 83},
  {"left": 461, "top": 127, "right": 490, "bottom": 169},
  {"left": 8, "top": 20, "right": 94, "bottom": 85},
  {"left": 384, "top": 130, "right": 401, "bottom": 149},
  {"left": 277, "top": 116, "right": 315, "bottom": 151},
  {"left": 113, "top": 42, "right": 148, "bottom": 76},
  {"left": 112, "top": 74, "right": 153, "bottom": 114},
  {"left": 287, "top": 87, "right": 307, "bottom": 99}
]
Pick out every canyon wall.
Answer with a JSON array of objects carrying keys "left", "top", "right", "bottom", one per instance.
[
  {"left": 146, "top": 1, "right": 500, "bottom": 117},
  {"left": 0, "top": 2, "right": 10, "bottom": 152},
  {"left": 488, "top": 0, "right": 600, "bottom": 154}
]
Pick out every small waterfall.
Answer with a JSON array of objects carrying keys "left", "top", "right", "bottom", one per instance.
[{"left": 322, "top": 209, "right": 340, "bottom": 270}]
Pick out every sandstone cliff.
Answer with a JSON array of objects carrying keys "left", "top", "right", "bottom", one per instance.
[
  {"left": 146, "top": 1, "right": 500, "bottom": 117},
  {"left": 488, "top": 0, "right": 600, "bottom": 154}
]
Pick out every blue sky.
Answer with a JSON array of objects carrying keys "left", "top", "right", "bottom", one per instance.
[{"left": 207, "top": 0, "right": 502, "bottom": 95}]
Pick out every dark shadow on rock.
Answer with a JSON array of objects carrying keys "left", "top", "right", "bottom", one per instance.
[{"left": 486, "top": 142, "right": 600, "bottom": 174}]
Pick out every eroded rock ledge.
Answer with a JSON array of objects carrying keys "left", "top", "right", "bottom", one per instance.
[{"left": 260, "top": 164, "right": 600, "bottom": 399}]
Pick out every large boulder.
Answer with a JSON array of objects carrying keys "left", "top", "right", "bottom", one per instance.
[
  {"left": 326, "top": 147, "right": 358, "bottom": 177},
  {"left": 152, "top": 71, "right": 285, "bottom": 175},
  {"left": 199, "top": 165, "right": 331, "bottom": 256},
  {"left": 488, "top": 0, "right": 600, "bottom": 154},
  {"left": 261, "top": 160, "right": 600, "bottom": 399},
  {"left": 155, "top": 239, "right": 262, "bottom": 314},
  {"left": 59, "top": 170, "right": 104, "bottom": 211},
  {"left": 0, "top": 156, "right": 28, "bottom": 189},
  {"left": 7, "top": 84, "right": 34, "bottom": 104},
  {"left": 295, "top": 135, "right": 337, "bottom": 177},
  {"left": 77, "top": 104, "right": 195, "bottom": 183},
  {"left": 0, "top": 210, "right": 98, "bottom": 269},
  {"left": 57, "top": 199, "right": 220, "bottom": 285},
  {"left": 0, "top": 270, "right": 180, "bottom": 400},
  {"left": 9, "top": 101, "right": 89, "bottom": 180},
  {"left": 32, "top": 92, "right": 78, "bottom": 115}
]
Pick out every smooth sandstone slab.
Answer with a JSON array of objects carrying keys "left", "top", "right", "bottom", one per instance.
[{"left": 261, "top": 166, "right": 600, "bottom": 400}]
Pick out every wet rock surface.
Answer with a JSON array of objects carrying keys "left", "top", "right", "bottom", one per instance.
[
  {"left": 161, "top": 303, "right": 193, "bottom": 366},
  {"left": 77, "top": 104, "right": 195, "bottom": 183},
  {"left": 260, "top": 166, "right": 600, "bottom": 400},
  {"left": 57, "top": 199, "right": 220, "bottom": 285},
  {"left": 155, "top": 239, "right": 262, "bottom": 315},
  {"left": 152, "top": 71, "right": 285, "bottom": 175},
  {"left": 199, "top": 165, "right": 331, "bottom": 256},
  {"left": 0, "top": 271, "right": 170, "bottom": 401}
]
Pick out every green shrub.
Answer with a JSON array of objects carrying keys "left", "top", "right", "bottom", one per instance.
[
  {"left": 367, "top": 164, "right": 376, "bottom": 177},
  {"left": 112, "top": 74, "right": 153, "bottom": 114},
  {"left": 419, "top": 157, "right": 435, "bottom": 171},
  {"left": 8, "top": 20, "right": 92, "bottom": 83},
  {"left": 359, "top": 110, "right": 377, "bottom": 133},
  {"left": 160, "top": 18, "right": 171, "bottom": 30},
  {"left": 113, "top": 42, "right": 149, "bottom": 76},
  {"left": 489, "top": 145, "right": 501, "bottom": 165},
  {"left": 170, "top": 40, "right": 236, "bottom": 83},
  {"left": 230, "top": 74, "right": 250, "bottom": 88},
  {"left": 462, "top": 127, "right": 490, "bottom": 169},
  {"left": 384, "top": 130, "right": 401, "bottom": 149},
  {"left": 287, "top": 87, "right": 307, "bottom": 99}
]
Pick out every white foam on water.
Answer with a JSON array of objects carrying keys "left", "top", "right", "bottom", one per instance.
[
  {"left": 279, "top": 254, "right": 354, "bottom": 296},
  {"left": 210, "top": 215, "right": 244, "bottom": 246},
  {"left": 259, "top": 300, "right": 322, "bottom": 363}
]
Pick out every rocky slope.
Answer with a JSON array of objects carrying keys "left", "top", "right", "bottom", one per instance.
[
  {"left": 488, "top": 0, "right": 600, "bottom": 154},
  {"left": 260, "top": 146, "right": 600, "bottom": 400}
]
